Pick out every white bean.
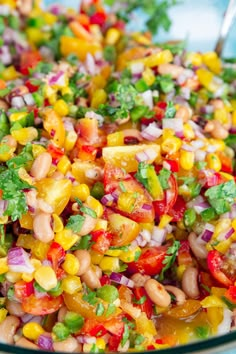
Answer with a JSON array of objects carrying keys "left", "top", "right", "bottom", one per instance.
[
  {"left": 130, "top": 273, "right": 151, "bottom": 287},
  {"left": 30, "top": 152, "right": 52, "bottom": 180},
  {"left": 33, "top": 212, "right": 54, "bottom": 243},
  {"left": 144, "top": 279, "right": 171, "bottom": 307},
  {"left": 158, "top": 63, "right": 184, "bottom": 78},
  {"left": 53, "top": 337, "right": 81, "bottom": 352},
  {"left": 0, "top": 316, "right": 20, "bottom": 344},
  {"left": 188, "top": 232, "right": 207, "bottom": 259},
  {"left": 74, "top": 250, "right": 91, "bottom": 276},
  {"left": 15, "top": 337, "right": 38, "bottom": 349},
  {"left": 164, "top": 285, "right": 186, "bottom": 305},
  {"left": 182, "top": 266, "right": 200, "bottom": 299},
  {"left": 77, "top": 213, "right": 97, "bottom": 236},
  {"left": 81, "top": 267, "right": 101, "bottom": 289},
  {"left": 6, "top": 300, "right": 25, "bottom": 317}
]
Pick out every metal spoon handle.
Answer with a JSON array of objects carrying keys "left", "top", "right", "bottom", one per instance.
[{"left": 215, "top": 0, "right": 236, "bottom": 56}]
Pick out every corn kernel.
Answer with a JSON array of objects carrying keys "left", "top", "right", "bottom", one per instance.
[
  {"left": 18, "top": 167, "right": 34, "bottom": 185},
  {"left": 57, "top": 155, "right": 71, "bottom": 175},
  {"left": 62, "top": 254, "right": 80, "bottom": 275},
  {"left": 0, "top": 308, "right": 8, "bottom": 324},
  {"left": 206, "top": 153, "right": 221, "bottom": 172},
  {"left": 0, "top": 216, "right": 8, "bottom": 224},
  {"left": 96, "top": 338, "right": 106, "bottom": 350},
  {"left": 214, "top": 239, "right": 231, "bottom": 254},
  {"left": 2, "top": 66, "right": 19, "bottom": 81},
  {"left": 159, "top": 215, "right": 173, "bottom": 229},
  {"left": 90, "top": 250, "right": 104, "bottom": 264},
  {"left": 183, "top": 123, "right": 195, "bottom": 140},
  {"left": 107, "top": 132, "right": 124, "bottom": 147},
  {"left": 161, "top": 136, "right": 182, "bottom": 154},
  {"left": 105, "top": 27, "right": 121, "bottom": 45},
  {"left": 219, "top": 172, "right": 234, "bottom": 181},
  {"left": 180, "top": 150, "right": 194, "bottom": 170},
  {"left": 11, "top": 127, "right": 38, "bottom": 145},
  {"left": 99, "top": 256, "right": 120, "bottom": 272},
  {"left": 64, "top": 131, "right": 77, "bottom": 152},
  {"left": 31, "top": 258, "right": 42, "bottom": 270},
  {"left": 142, "top": 68, "right": 156, "bottom": 86},
  {"left": 196, "top": 68, "right": 213, "bottom": 90},
  {"left": 202, "top": 52, "right": 221, "bottom": 74},
  {"left": 55, "top": 229, "right": 79, "bottom": 251},
  {"left": 32, "top": 144, "right": 46, "bottom": 158},
  {"left": 0, "top": 257, "right": 8, "bottom": 275},
  {"left": 105, "top": 249, "right": 122, "bottom": 257},
  {"left": 187, "top": 52, "right": 202, "bottom": 67},
  {"left": 22, "top": 273, "right": 34, "bottom": 282},
  {"left": 9, "top": 112, "right": 28, "bottom": 124},
  {"left": 23, "top": 322, "right": 45, "bottom": 341},
  {"left": 83, "top": 344, "right": 93, "bottom": 352},
  {"left": 119, "top": 246, "right": 141, "bottom": 263},
  {"left": 94, "top": 219, "right": 108, "bottom": 231},
  {"left": 117, "top": 192, "right": 136, "bottom": 214},
  {"left": 0, "top": 144, "right": 14, "bottom": 162},
  {"left": 143, "top": 50, "right": 173, "bottom": 68},
  {"left": 61, "top": 275, "right": 82, "bottom": 294},
  {"left": 214, "top": 108, "right": 228, "bottom": 125},
  {"left": 6, "top": 271, "right": 22, "bottom": 283},
  {"left": 31, "top": 241, "right": 50, "bottom": 261},
  {"left": 71, "top": 184, "right": 90, "bottom": 202},
  {"left": 91, "top": 89, "right": 107, "bottom": 108},
  {"left": 34, "top": 266, "right": 57, "bottom": 291},
  {"left": 43, "top": 12, "right": 57, "bottom": 25},
  {"left": 86, "top": 195, "right": 103, "bottom": 218},
  {"left": 26, "top": 28, "right": 46, "bottom": 44},
  {"left": 54, "top": 99, "right": 69, "bottom": 117},
  {"left": 20, "top": 213, "right": 33, "bottom": 230},
  {"left": 52, "top": 214, "right": 64, "bottom": 233}
]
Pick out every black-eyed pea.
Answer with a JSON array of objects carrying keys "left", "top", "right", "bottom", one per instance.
[
  {"left": 53, "top": 337, "right": 82, "bottom": 352},
  {"left": 33, "top": 212, "right": 54, "bottom": 243},
  {"left": 81, "top": 267, "right": 101, "bottom": 289},
  {"left": 182, "top": 266, "right": 200, "bottom": 299},
  {"left": 164, "top": 285, "right": 186, "bottom": 305},
  {"left": 74, "top": 250, "right": 91, "bottom": 276},
  {"left": 0, "top": 316, "right": 20, "bottom": 344},
  {"left": 30, "top": 152, "right": 52, "bottom": 180}
]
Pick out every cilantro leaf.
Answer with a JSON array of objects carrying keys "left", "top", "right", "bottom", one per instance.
[
  {"left": 158, "top": 168, "right": 171, "bottom": 189},
  {"left": 165, "top": 101, "right": 176, "bottom": 118},
  {"left": 82, "top": 290, "right": 98, "bottom": 306},
  {"left": 121, "top": 323, "right": 129, "bottom": 347},
  {"left": 66, "top": 214, "right": 85, "bottom": 233},
  {"left": 70, "top": 234, "right": 93, "bottom": 250},
  {"left": 133, "top": 296, "right": 147, "bottom": 305},
  {"left": 80, "top": 206, "right": 97, "bottom": 219},
  {"left": 159, "top": 240, "right": 180, "bottom": 281},
  {"left": 96, "top": 303, "right": 105, "bottom": 316},
  {"left": 106, "top": 303, "right": 116, "bottom": 317},
  {"left": 6, "top": 143, "right": 33, "bottom": 170},
  {"left": 205, "top": 180, "right": 236, "bottom": 215}
]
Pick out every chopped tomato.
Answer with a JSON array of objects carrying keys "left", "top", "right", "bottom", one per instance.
[
  {"left": 168, "top": 195, "right": 186, "bottom": 222},
  {"left": 20, "top": 51, "right": 42, "bottom": 75},
  {"left": 108, "top": 213, "right": 140, "bottom": 247},
  {"left": 47, "top": 242, "right": 66, "bottom": 271},
  {"left": 199, "top": 170, "right": 226, "bottom": 188},
  {"left": 224, "top": 286, "right": 236, "bottom": 304},
  {"left": 218, "top": 152, "right": 233, "bottom": 174},
  {"left": 90, "top": 11, "right": 107, "bottom": 26},
  {"left": 25, "top": 80, "right": 39, "bottom": 93},
  {"left": 22, "top": 294, "right": 63, "bottom": 315},
  {"left": 82, "top": 319, "right": 107, "bottom": 337},
  {"left": 164, "top": 153, "right": 180, "bottom": 172},
  {"left": 47, "top": 143, "right": 64, "bottom": 160},
  {"left": 153, "top": 174, "right": 178, "bottom": 217},
  {"left": 177, "top": 240, "right": 192, "bottom": 265},
  {"left": 78, "top": 145, "right": 97, "bottom": 161},
  {"left": 103, "top": 316, "right": 124, "bottom": 337},
  {"left": 207, "top": 250, "right": 233, "bottom": 287},
  {"left": 128, "top": 246, "right": 167, "bottom": 276},
  {"left": 199, "top": 271, "right": 219, "bottom": 298},
  {"left": 104, "top": 164, "right": 154, "bottom": 223},
  {"left": 76, "top": 117, "right": 99, "bottom": 145},
  {"left": 14, "top": 280, "right": 34, "bottom": 300},
  {"left": 133, "top": 287, "right": 153, "bottom": 319},
  {"left": 108, "top": 335, "right": 122, "bottom": 352},
  {"left": 91, "top": 229, "right": 112, "bottom": 254}
]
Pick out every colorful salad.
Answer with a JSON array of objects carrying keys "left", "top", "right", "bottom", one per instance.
[{"left": 0, "top": 0, "right": 236, "bottom": 352}]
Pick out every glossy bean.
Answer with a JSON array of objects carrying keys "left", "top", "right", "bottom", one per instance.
[
  {"left": 30, "top": 152, "right": 52, "bottom": 180},
  {"left": 144, "top": 279, "right": 171, "bottom": 307},
  {"left": 188, "top": 232, "right": 207, "bottom": 259},
  {"left": 15, "top": 337, "right": 38, "bottom": 349},
  {"left": 57, "top": 306, "right": 67, "bottom": 323},
  {"left": 81, "top": 267, "right": 101, "bottom": 289},
  {"left": 0, "top": 316, "right": 20, "bottom": 344},
  {"left": 0, "top": 99, "right": 9, "bottom": 110},
  {"left": 2, "top": 135, "right": 17, "bottom": 150},
  {"left": 33, "top": 212, "right": 54, "bottom": 243},
  {"left": 164, "top": 285, "right": 186, "bottom": 305},
  {"left": 74, "top": 250, "right": 91, "bottom": 276},
  {"left": 6, "top": 300, "right": 25, "bottom": 317},
  {"left": 53, "top": 337, "right": 81, "bottom": 352},
  {"left": 77, "top": 213, "right": 97, "bottom": 236},
  {"left": 175, "top": 106, "right": 191, "bottom": 122},
  {"left": 130, "top": 273, "right": 151, "bottom": 288},
  {"left": 182, "top": 266, "right": 200, "bottom": 299}
]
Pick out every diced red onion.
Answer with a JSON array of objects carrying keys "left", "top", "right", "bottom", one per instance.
[
  {"left": 141, "top": 122, "right": 162, "bottom": 141},
  {"left": 187, "top": 195, "right": 205, "bottom": 209},
  {"left": 101, "top": 194, "right": 114, "bottom": 206},
  {"left": 0, "top": 5, "right": 10, "bottom": 15},
  {"left": 39, "top": 46, "right": 54, "bottom": 61},
  {"left": 0, "top": 46, "right": 11, "bottom": 65},
  {"left": 180, "top": 86, "right": 191, "bottom": 100},
  {"left": 86, "top": 53, "right": 97, "bottom": 76},
  {"left": 140, "top": 229, "right": 151, "bottom": 243},
  {"left": 131, "top": 233, "right": 147, "bottom": 248},
  {"left": 162, "top": 118, "right": 183, "bottom": 133},
  {"left": 198, "top": 224, "right": 215, "bottom": 243},
  {"left": 37, "top": 334, "right": 54, "bottom": 351},
  {"left": 177, "top": 73, "right": 187, "bottom": 85},
  {"left": 193, "top": 201, "right": 210, "bottom": 214},
  {"left": 206, "top": 145, "right": 217, "bottom": 153},
  {"left": 48, "top": 70, "right": 64, "bottom": 86},
  {"left": 110, "top": 272, "right": 134, "bottom": 288},
  {"left": 23, "top": 93, "right": 35, "bottom": 106},
  {"left": 140, "top": 90, "right": 153, "bottom": 109},
  {"left": 142, "top": 203, "right": 152, "bottom": 210},
  {"left": 135, "top": 147, "right": 158, "bottom": 163},
  {"left": 63, "top": 119, "right": 75, "bottom": 132},
  {"left": 165, "top": 90, "right": 175, "bottom": 101},
  {"left": 190, "top": 140, "right": 205, "bottom": 150},
  {"left": 151, "top": 226, "right": 166, "bottom": 245},
  {"left": 11, "top": 96, "right": 25, "bottom": 109},
  {"left": 173, "top": 54, "right": 182, "bottom": 66},
  {"left": 77, "top": 336, "right": 96, "bottom": 344},
  {"left": 218, "top": 227, "right": 235, "bottom": 241},
  {"left": 7, "top": 247, "right": 34, "bottom": 273},
  {"left": 200, "top": 105, "right": 214, "bottom": 115},
  {"left": 181, "top": 144, "right": 194, "bottom": 152},
  {"left": 195, "top": 150, "right": 207, "bottom": 162}
]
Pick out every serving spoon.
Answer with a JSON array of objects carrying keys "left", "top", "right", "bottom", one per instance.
[{"left": 215, "top": 0, "right": 236, "bottom": 56}]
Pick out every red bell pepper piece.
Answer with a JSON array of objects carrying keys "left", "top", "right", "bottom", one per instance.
[
  {"left": 14, "top": 280, "right": 34, "bottom": 300},
  {"left": 108, "top": 335, "right": 122, "bottom": 352},
  {"left": 47, "top": 242, "right": 66, "bottom": 271},
  {"left": 91, "top": 230, "right": 112, "bottom": 254},
  {"left": 224, "top": 286, "right": 236, "bottom": 304},
  {"left": 20, "top": 51, "right": 42, "bottom": 75},
  {"left": 133, "top": 287, "right": 153, "bottom": 319},
  {"left": 25, "top": 80, "right": 39, "bottom": 93}
]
